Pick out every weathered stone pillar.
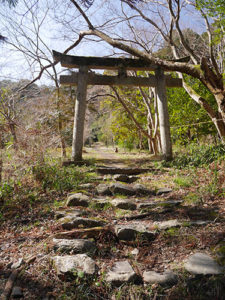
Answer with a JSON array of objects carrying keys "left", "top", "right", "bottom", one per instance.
[
  {"left": 155, "top": 68, "right": 172, "bottom": 160},
  {"left": 71, "top": 66, "right": 88, "bottom": 162}
]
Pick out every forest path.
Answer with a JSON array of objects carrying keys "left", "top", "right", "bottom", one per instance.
[{"left": 85, "top": 142, "right": 129, "bottom": 168}]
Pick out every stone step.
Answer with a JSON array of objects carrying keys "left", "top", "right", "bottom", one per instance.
[
  {"left": 66, "top": 193, "right": 89, "bottom": 207},
  {"left": 96, "top": 183, "right": 154, "bottom": 196},
  {"left": 114, "top": 223, "right": 156, "bottom": 241},
  {"left": 58, "top": 216, "right": 106, "bottom": 230},
  {"left": 96, "top": 167, "right": 152, "bottom": 175},
  {"left": 53, "top": 238, "right": 96, "bottom": 255}
]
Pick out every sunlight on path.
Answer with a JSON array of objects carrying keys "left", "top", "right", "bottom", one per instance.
[{"left": 84, "top": 143, "right": 128, "bottom": 168}]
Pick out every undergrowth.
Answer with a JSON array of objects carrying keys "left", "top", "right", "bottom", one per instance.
[{"left": 162, "top": 143, "right": 225, "bottom": 168}]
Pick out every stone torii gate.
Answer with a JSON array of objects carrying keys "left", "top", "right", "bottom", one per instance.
[{"left": 53, "top": 50, "right": 183, "bottom": 161}]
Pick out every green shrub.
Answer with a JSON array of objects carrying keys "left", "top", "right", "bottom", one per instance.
[
  {"left": 32, "top": 163, "right": 88, "bottom": 193},
  {"left": 164, "top": 143, "right": 225, "bottom": 168}
]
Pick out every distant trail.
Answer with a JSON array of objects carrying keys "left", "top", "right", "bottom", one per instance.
[{"left": 86, "top": 143, "right": 128, "bottom": 168}]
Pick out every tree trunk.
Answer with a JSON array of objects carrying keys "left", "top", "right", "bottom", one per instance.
[
  {"left": 155, "top": 68, "right": 172, "bottom": 160},
  {"left": 56, "top": 88, "right": 67, "bottom": 159},
  {"left": 71, "top": 66, "right": 88, "bottom": 162},
  {"left": 9, "top": 122, "right": 18, "bottom": 150}
]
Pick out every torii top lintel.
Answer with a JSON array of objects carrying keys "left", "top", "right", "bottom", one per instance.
[{"left": 53, "top": 50, "right": 160, "bottom": 71}]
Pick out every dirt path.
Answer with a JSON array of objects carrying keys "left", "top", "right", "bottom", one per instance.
[{"left": 85, "top": 142, "right": 129, "bottom": 168}]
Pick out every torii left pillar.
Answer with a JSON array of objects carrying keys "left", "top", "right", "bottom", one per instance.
[{"left": 71, "top": 66, "right": 88, "bottom": 162}]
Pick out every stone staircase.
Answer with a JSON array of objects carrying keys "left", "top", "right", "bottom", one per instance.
[{"left": 50, "top": 167, "right": 224, "bottom": 290}]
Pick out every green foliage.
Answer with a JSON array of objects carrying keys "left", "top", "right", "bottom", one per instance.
[
  {"left": 168, "top": 75, "right": 216, "bottom": 145},
  {"left": 32, "top": 163, "right": 88, "bottom": 193},
  {"left": 164, "top": 143, "right": 225, "bottom": 168},
  {"left": 174, "top": 176, "right": 193, "bottom": 188},
  {"left": 0, "top": 182, "right": 14, "bottom": 199}
]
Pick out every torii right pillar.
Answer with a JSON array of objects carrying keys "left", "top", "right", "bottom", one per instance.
[{"left": 155, "top": 68, "right": 172, "bottom": 161}]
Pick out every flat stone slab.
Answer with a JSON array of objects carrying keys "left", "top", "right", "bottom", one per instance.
[
  {"left": 113, "top": 174, "right": 138, "bottom": 183},
  {"left": 156, "top": 188, "right": 173, "bottom": 195},
  {"left": 138, "top": 200, "right": 183, "bottom": 209},
  {"left": 52, "top": 254, "right": 97, "bottom": 276},
  {"left": 184, "top": 253, "right": 223, "bottom": 275},
  {"left": 66, "top": 193, "right": 89, "bottom": 207},
  {"left": 53, "top": 239, "right": 96, "bottom": 254},
  {"left": 153, "top": 219, "right": 182, "bottom": 230},
  {"left": 115, "top": 223, "right": 156, "bottom": 241},
  {"left": 97, "top": 167, "right": 151, "bottom": 175},
  {"left": 59, "top": 216, "right": 106, "bottom": 230},
  {"left": 143, "top": 270, "right": 177, "bottom": 285},
  {"left": 111, "top": 198, "right": 137, "bottom": 210},
  {"left": 105, "top": 260, "right": 139, "bottom": 286},
  {"left": 55, "top": 209, "right": 86, "bottom": 220}
]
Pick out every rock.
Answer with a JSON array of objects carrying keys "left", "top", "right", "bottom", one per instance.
[
  {"left": 105, "top": 260, "right": 139, "bottom": 286},
  {"left": 96, "top": 184, "right": 112, "bottom": 196},
  {"left": 59, "top": 216, "right": 106, "bottom": 230},
  {"left": 138, "top": 200, "right": 183, "bottom": 209},
  {"left": 54, "top": 209, "right": 86, "bottom": 220},
  {"left": 79, "top": 183, "right": 93, "bottom": 190},
  {"left": 111, "top": 198, "right": 137, "bottom": 210},
  {"left": 53, "top": 239, "right": 96, "bottom": 254},
  {"left": 184, "top": 252, "right": 223, "bottom": 275},
  {"left": 133, "top": 184, "right": 155, "bottom": 195},
  {"left": 97, "top": 167, "right": 151, "bottom": 175},
  {"left": 93, "top": 198, "right": 111, "bottom": 209},
  {"left": 156, "top": 188, "right": 173, "bottom": 195},
  {"left": 11, "top": 286, "right": 23, "bottom": 298},
  {"left": 143, "top": 270, "right": 177, "bottom": 285},
  {"left": 115, "top": 223, "right": 156, "bottom": 241},
  {"left": 113, "top": 175, "right": 138, "bottom": 183},
  {"left": 110, "top": 183, "right": 136, "bottom": 196},
  {"left": 66, "top": 193, "right": 89, "bottom": 207},
  {"left": 11, "top": 258, "right": 24, "bottom": 269},
  {"left": 52, "top": 254, "right": 97, "bottom": 276},
  {"left": 153, "top": 219, "right": 181, "bottom": 230},
  {"left": 189, "top": 220, "right": 211, "bottom": 226}
]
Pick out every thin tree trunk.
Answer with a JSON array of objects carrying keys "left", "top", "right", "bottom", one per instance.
[{"left": 56, "top": 88, "right": 67, "bottom": 158}]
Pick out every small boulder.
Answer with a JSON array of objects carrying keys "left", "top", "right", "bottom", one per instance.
[
  {"left": 66, "top": 193, "right": 89, "bottom": 207},
  {"left": 143, "top": 270, "right": 177, "bottom": 286},
  {"left": 105, "top": 260, "right": 140, "bottom": 286},
  {"left": 113, "top": 175, "right": 138, "bottom": 183},
  {"left": 133, "top": 184, "right": 155, "bottom": 195},
  {"left": 59, "top": 216, "right": 106, "bottom": 230},
  {"left": 53, "top": 239, "right": 96, "bottom": 254},
  {"left": 52, "top": 254, "right": 97, "bottom": 277},
  {"left": 184, "top": 252, "right": 223, "bottom": 275},
  {"left": 96, "top": 184, "right": 112, "bottom": 196},
  {"left": 111, "top": 198, "right": 137, "bottom": 210},
  {"left": 115, "top": 223, "right": 156, "bottom": 241}
]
